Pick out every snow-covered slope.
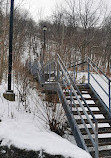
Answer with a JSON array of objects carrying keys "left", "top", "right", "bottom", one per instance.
[{"left": 0, "top": 81, "right": 91, "bottom": 158}]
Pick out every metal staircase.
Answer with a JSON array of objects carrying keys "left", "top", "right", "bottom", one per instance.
[{"left": 29, "top": 54, "right": 111, "bottom": 158}]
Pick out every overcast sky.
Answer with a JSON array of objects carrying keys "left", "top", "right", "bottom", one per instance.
[{"left": 15, "top": 0, "right": 111, "bottom": 21}]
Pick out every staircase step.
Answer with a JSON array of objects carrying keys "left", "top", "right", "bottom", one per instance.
[
  {"left": 80, "top": 127, "right": 111, "bottom": 135},
  {"left": 85, "top": 137, "right": 111, "bottom": 145},
  {"left": 65, "top": 94, "right": 91, "bottom": 98},
  {"left": 87, "top": 141, "right": 111, "bottom": 147},
  {"left": 72, "top": 106, "right": 100, "bottom": 112},
  {"left": 74, "top": 113, "right": 104, "bottom": 119},
  {"left": 63, "top": 84, "right": 111, "bottom": 157},
  {"left": 66, "top": 97, "right": 97, "bottom": 101},
  {"left": 83, "top": 133, "right": 111, "bottom": 140},
  {"left": 73, "top": 103, "right": 102, "bottom": 107},
  {"left": 78, "top": 88, "right": 91, "bottom": 92},
  {"left": 88, "top": 144, "right": 111, "bottom": 152},
  {"left": 76, "top": 84, "right": 90, "bottom": 89},
  {"left": 85, "top": 138, "right": 111, "bottom": 156},
  {"left": 72, "top": 110, "right": 106, "bottom": 115},
  {"left": 90, "top": 149, "right": 111, "bottom": 158},
  {"left": 76, "top": 118, "right": 111, "bottom": 124},
  {"left": 63, "top": 91, "right": 92, "bottom": 96},
  {"left": 78, "top": 122, "right": 110, "bottom": 129}
]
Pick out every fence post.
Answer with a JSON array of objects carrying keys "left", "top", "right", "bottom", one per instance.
[
  {"left": 88, "top": 58, "right": 90, "bottom": 84},
  {"left": 109, "top": 80, "right": 111, "bottom": 112}
]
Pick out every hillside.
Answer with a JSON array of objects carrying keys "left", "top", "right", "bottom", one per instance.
[{"left": 0, "top": 80, "right": 91, "bottom": 158}]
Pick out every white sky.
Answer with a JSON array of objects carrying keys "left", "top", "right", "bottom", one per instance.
[
  {"left": 15, "top": 0, "right": 64, "bottom": 21},
  {"left": 14, "top": 0, "right": 111, "bottom": 21}
]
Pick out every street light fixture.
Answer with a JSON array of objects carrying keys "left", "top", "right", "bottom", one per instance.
[
  {"left": 43, "top": 25, "right": 47, "bottom": 31},
  {"left": 43, "top": 25, "right": 47, "bottom": 62}
]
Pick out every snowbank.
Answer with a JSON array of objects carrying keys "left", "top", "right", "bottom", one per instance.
[{"left": 0, "top": 81, "right": 91, "bottom": 158}]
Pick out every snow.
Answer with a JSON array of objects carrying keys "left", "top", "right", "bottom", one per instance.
[
  {"left": 78, "top": 123, "right": 110, "bottom": 129},
  {"left": 0, "top": 120, "right": 89, "bottom": 157},
  {"left": 74, "top": 114, "right": 104, "bottom": 119},
  {"left": 0, "top": 81, "right": 91, "bottom": 158},
  {"left": 90, "top": 73, "right": 109, "bottom": 106},
  {"left": 83, "top": 133, "right": 111, "bottom": 139},
  {"left": 70, "top": 100, "right": 95, "bottom": 104},
  {"left": 66, "top": 94, "right": 91, "bottom": 99},
  {"left": 89, "top": 145, "right": 111, "bottom": 151},
  {"left": 72, "top": 107, "right": 99, "bottom": 111},
  {"left": 76, "top": 72, "right": 111, "bottom": 109},
  {"left": 0, "top": 68, "right": 110, "bottom": 158}
]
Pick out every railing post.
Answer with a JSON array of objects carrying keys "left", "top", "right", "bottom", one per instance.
[
  {"left": 57, "top": 59, "right": 60, "bottom": 82},
  {"left": 109, "top": 80, "right": 111, "bottom": 112},
  {"left": 57, "top": 63, "right": 59, "bottom": 81},
  {"left": 70, "top": 87, "right": 72, "bottom": 113},
  {"left": 49, "top": 64, "right": 51, "bottom": 82},
  {"left": 74, "top": 65, "right": 76, "bottom": 83},
  {"left": 88, "top": 58, "right": 90, "bottom": 84},
  {"left": 95, "top": 121, "right": 99, "bottom": 158}
]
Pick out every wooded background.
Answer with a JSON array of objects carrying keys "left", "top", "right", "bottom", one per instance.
[{"left": 0, "top": 0, "right": 111, "bottom": 83}]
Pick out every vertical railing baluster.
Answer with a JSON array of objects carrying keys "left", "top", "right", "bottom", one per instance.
[
  {"left": 109, "top": 80, "right": 111, "bottom": 112},
  {"left": 57, "top": 59, "right": 60, "bottom": 82},
  {"left": 70, "top": 87, "right": 72, "bottom": 113},
  {"left": 74, "top": 64, "right": 76, "bottom": 83},
  {"left": 95, "top": 121, "right": 99, "bottom": 158},
  {"left": 88, "top": 58, "right": 90, "bottom": 84},
  {"left": 49, "top": 63, "right": 51, "bottom": 82},
  {"left": 47, "top": 64, "right": 48, "bottom": 74}
]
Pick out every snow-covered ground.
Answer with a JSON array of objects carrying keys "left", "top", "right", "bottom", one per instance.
[{"left": 0, "top": 80, "right": 91, "bottom": 158}]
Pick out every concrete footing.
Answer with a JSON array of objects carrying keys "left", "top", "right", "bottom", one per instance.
[{"left": 3, "top": 90, "right": 15, "bottom": 101}]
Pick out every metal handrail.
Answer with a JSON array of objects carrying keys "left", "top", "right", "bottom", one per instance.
[
  {"left": 57, "top": 54, "right": 97, "bottom": 121},
  {"left": 68, "top": 56, "right": 111, "bottom": 112},
  {"left": 88, "top": 63, "right": 108, "bottom": 84},
  {"left": 44, "top": 54, "right": 98, "bottom": 123},
  {"left": 43, "top": 59, "right": 55, "bottom": 70},
  {"left": 90, "top": 73, "right": 109, "bottom": 96},
  {"left": 56, "top": 54, "right": 98, "bottom": 158},
  {"left": 57, "top": 82, "right": 89, "bottom": 152},
  {"left": 66, "top": 58, "right": 86, "bottom": 69},
  {"left": 40, "top": 54, "right": 99, "bottom": 157},
  {"left": 87, "top": 57, "right": 111, "bottom": 82},
  {"left": 57, "top": 82, "right": 89, "bottom": 153},
  {"left": 86, "top": 57, "right": 111, "bottom": 112}
]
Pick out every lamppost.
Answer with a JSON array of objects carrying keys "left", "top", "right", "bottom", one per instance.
[
  {"left": 43, "top": 25, "right": 47, "bottom": 62},
  {"left": 8, "top": 0, "right": 14, "bottom": 91},
  {"left": 3, "top": 0, "right": 15, "bottom": 101}
]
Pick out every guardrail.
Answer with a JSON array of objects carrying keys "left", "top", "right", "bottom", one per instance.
[
  {"left": 42, "top": 54, "right": 99, "bottom": 158},
  {"left": 29, "top": 54, "right": 111, "bottom": 158},
  {"left": 67, "top": 57, "right": 111, "bottom": 113},
  {"left": 56, "top": 54, "right": 98, "bottom": 158},
  {"left": 87, "top": 57, "right": 111, "bottom": 112}
]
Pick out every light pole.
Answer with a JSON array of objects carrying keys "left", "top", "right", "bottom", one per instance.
[
  {"left": 43, "top": 25, "right": 47, "bottom": 62},
  {"left": 8, "top": 0, "right": 14, "bottom": 91},
  {"left": 3, "top": 0, "right": 15, "bottom": 101}
]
